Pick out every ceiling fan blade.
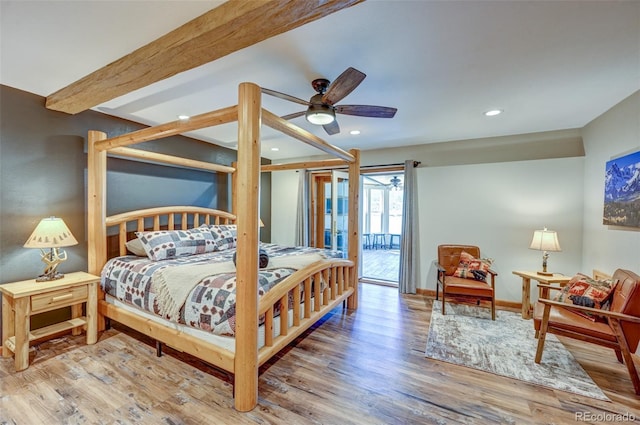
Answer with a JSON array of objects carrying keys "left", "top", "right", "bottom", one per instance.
[
  {"left": 323, "top": 120, "right": 340, "bottom": 135},
  {"left": 281, "top": 110, "right": 306, "bottom": 120},
  {"left": 261, "top": 87, "right": 310, "bottom": 106},
  {"left": 322, "top": 67, "right": 366, "bottom": 106},
  {"left": 335, "top": 105, "right": 397, "bottom": 118}
]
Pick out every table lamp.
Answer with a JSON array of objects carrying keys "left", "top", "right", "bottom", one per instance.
[
  {"left": 24, "top": 216, "right": 78, "bottom": 282},
  {"left": 529, "top": 227, "right": 561, "bottom": 276}
]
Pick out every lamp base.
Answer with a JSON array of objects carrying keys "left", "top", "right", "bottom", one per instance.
[
  {"left": 36, "top": 272, "right": 65, "bottom": 282},
  {"left": 536, "top": 270, "right": 553, "bottom": 276}
]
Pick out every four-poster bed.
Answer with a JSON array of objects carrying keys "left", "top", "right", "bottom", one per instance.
[{"left": 87, "top": 82, "right": 360, "bottom": 412}]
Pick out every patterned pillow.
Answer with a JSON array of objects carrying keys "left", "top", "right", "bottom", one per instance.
[
  {"left": 209, "top": 224, "right": 237, "bottom": 251},
  {"left": 453, "top": 251, "right": 493, "bottom": 282},
  {"left": 125, "top": 238, "right": 147, "bottom": 257},
  {"left": 553, "top": 273, "right": 617, "bottom": 321},
  {"left": 135, "top": 227, "right": 216, "bottom": 261}
]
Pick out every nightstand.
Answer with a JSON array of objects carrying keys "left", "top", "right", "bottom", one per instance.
[
  {"left": 512, "top": 270, "right": 572, "bottom": 319},
  {"left": 1, "top": 271, "right": 99, "bottom": 371}
]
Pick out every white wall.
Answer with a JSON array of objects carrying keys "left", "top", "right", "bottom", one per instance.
[
  {"left": 417, "top": 158, "right": 584, "bottom": 303},
  {"left": 271, "top": 170, "right": 299, "bottom": 246},
  {"left": 581, "top": 90, "right": 640, "bottom": 273}
]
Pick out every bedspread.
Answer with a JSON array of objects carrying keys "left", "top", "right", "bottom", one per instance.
[{"left": 101, "top": 243, "right": 342, "bottom": 336}]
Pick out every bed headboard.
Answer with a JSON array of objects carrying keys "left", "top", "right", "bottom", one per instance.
[{"left": 105, "top": 206, "right": 236, "bottom": 259}]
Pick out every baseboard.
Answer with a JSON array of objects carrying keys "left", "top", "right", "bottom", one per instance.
[{"left": 416, "top": 288, "right": 521, "bottom": 311}]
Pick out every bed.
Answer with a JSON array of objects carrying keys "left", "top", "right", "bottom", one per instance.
[{"left": 87, "top": 83, "right": 360, "bottom": 412}]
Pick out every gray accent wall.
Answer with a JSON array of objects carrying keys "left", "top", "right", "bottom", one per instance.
[{"left": 0, "top": 85, "right": 271, "bottom": 332}]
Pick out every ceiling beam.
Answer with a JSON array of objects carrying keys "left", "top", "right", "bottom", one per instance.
[{"left": 45, "top": 0, "right": 365, "bottom": 114}]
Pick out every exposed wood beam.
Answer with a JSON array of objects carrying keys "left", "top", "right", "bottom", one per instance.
[{"left": 45, "top": 0, "right": 365, "bottom": 114}]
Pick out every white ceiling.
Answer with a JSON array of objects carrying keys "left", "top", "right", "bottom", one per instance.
[{"left": 1, "top": 1, "right": 639, "bottom": 161}]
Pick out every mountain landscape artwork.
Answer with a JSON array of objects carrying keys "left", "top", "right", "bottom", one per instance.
[{"left": 603, "top": 150, "right": 640, "bottom": 228}]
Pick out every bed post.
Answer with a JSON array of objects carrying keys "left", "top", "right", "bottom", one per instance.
[
  {"left": 87, "top": 131, "right": 107, "bottom": 276},
  {"left": 347, "top": 149, "right": 360, "bottom": 309},
  {"left": 88, "top": 131, "right": 108, "bottom": 331},
  {"left": 234, "top": 82, "right": 261, "bottom": 412}
]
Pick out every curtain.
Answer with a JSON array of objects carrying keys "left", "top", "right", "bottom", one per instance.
[
  {"left": 295, "top": 170, "right": 309, "bottom": 246},
  {"left": 399, "top": 160, "right": 418, "bottom": 294}
]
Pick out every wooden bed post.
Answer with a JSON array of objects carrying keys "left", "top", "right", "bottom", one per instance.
[
  {"left": 87, "top": 131, "right": 107, "bottom": 276},
  {"left": 88, "top": 130, "right": 108, "bottom": 332},
  {"left": 234, "top": 82, "right": 261, "bottom": 412},
  {"left": 347, "top": 149, "right": 360, "bottom": 309}
]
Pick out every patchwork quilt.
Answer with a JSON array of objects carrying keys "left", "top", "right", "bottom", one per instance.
[{"left": 101, "top": 243, "right": 342, "bottom": 336}]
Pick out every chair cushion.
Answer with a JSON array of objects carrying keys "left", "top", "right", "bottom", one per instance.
[
  {"left": 553, "top": 273, "right": 617, "bottom": 321},
  {"left": 453, "top": 251, "right": 493, "bottom": 282},
  {"left": 443, "top": 275, "right": 493, "bottom": 298},
  {"left": 533, "top": 302, "right": 616, "bottom": 343}
]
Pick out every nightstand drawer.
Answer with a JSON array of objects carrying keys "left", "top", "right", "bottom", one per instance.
[{"left": 31, "top": 285, "right": 88, "bottom": 313}]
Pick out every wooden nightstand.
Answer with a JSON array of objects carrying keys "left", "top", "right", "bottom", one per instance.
[
  {"left": 512, "top": 270, "right": 572, "bottom": 319},
  {"left": 1, "top": 271, "right": 99, "bottom": 371}
]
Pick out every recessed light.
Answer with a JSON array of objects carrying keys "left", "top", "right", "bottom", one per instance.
[
  {"left": 271, "top": 147, "right": 279, "bottom": 151},
  {"left": 177, "top": 115, "right": 190, "bottom": 121},
  {"left": 350, "top": 130, "right": 361, "bottom": 135},
  {"left": 484, "top": 109, "right": 502, "bottom": 117}
]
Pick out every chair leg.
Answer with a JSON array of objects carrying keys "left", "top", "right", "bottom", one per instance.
[
  {"left": 615, "top": 349, "right": 624, "bottom": 363},
  {"left": 491, "top": 297, "right": 496, "bottom": 321},
  {"left": 610, "top": 318, "right": 640, "bottom": 395},
  {"left": 442, "top": 294, "right": 446, "bottom": 316},
  {"left": 535, "top": 304, "right": 552, "bottom": 363}
]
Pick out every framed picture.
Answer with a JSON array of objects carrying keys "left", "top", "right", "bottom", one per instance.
[{"left": 603, "top": 149, "right": 640, "bottom": 228}]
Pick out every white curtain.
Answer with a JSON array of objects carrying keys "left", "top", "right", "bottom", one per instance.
[
  {"left": 399, "top": 160, "right": 418, "bottom": 294},
  {"left": 295, "top": 170, "right": 309, "bottom": 246}
]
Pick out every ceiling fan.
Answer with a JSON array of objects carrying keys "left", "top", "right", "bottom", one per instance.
[{"left": 261, "top": 67, "right": 397, "bottom": 135}]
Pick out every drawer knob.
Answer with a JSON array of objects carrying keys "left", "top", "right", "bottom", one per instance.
[{"left": 51, "top": 293, "right": 74, "bottom": 302}]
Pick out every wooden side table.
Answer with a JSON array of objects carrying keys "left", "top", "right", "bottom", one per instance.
[
  {"left": 512, "top": 270, "right": 572, "bottom": 319},
  {"left": 1, "top": 271, "right": 99, "bottom": 371}
]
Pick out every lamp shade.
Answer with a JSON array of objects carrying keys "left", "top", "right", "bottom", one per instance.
[
  {"left": 529, "top": 228, "right": 561, "bottom": 252},
  {"left": 24, "top": 217, "right": 78, "bottom": 248}
]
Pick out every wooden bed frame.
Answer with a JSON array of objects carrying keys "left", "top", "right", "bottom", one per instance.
[{"left": 87, "top": 83, "right": 360, "bottom": 412}]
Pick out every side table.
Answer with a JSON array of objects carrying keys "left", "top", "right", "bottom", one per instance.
[
  {"left": 1, "top": 271, "right": 99, "bottom": 371},
  {"left": 512, "top": 270, "right": 572, "bottom": 319}
]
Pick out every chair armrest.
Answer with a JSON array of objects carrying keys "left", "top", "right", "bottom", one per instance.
[
  {"left": 434, "top": 261, "right": 446, "bottom": 273},
  {"left": 488, "top": 269, "right": 498, "bottom": 277},
  {"left": 538, "top": 299, "right": 640, "bottom": 324}
]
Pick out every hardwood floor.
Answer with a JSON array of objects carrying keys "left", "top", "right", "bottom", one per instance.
[
  {"left": 2, "top": 283, "right": 640, "bottom": 424},
  {"left": 362, "top": 248, "right": 400, "bottom": 283}
]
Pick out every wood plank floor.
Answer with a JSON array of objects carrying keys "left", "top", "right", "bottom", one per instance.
[{"left": 2, "top": 283, "right": 640, "bottom": 424}]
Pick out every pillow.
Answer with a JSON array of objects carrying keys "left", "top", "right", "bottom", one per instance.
[
  {"left": 453, "top": 251, "right": 493, "bottom": 282},
  {"left": 135, "top": 227, "right": 216, "bottom": 261},
  {"left": 125, "top": 238, "right": 147, "bottom": 257},
  {"left": 209, "top": 224, "right": 237, "bottom": 251},
  {"left": 553, "top": 273, "right": 618, "bottom": 321}
]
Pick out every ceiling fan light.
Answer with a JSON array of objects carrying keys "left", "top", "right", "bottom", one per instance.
[{"left": 305, "top": 104, "right": 335, "bottom": 125}]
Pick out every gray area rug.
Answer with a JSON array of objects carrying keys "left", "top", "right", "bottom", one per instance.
[{"left": 425, "top": 301, "right": 610, "bottom": 401}]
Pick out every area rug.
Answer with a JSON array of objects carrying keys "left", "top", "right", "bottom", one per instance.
[{"left": 425, "top": 301, "right": 610, "bottom": 401}]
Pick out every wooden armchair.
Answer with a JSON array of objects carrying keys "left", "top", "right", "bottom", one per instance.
[
  {"left": 436, "top": 244, "right": 497, "bottom": 320},
  {"left": 534, "top": 268, "right": 640, "bottom": 395}
]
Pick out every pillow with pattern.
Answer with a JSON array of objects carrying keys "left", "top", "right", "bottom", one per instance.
[
  {"left": 135, "top": 227, "right": 216, "bottom": 261},
  {"left": 125, "top": 237, "right": 147, "bottom": 257},
  {"left": 453, "top": 251, "right": 493, "bottom": 282},
  {"left": 209, "top": 224, "right": 237, "bottom": 251},
  {"left": 553, "top": 273, "right": 617, "bottom": 322}
]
